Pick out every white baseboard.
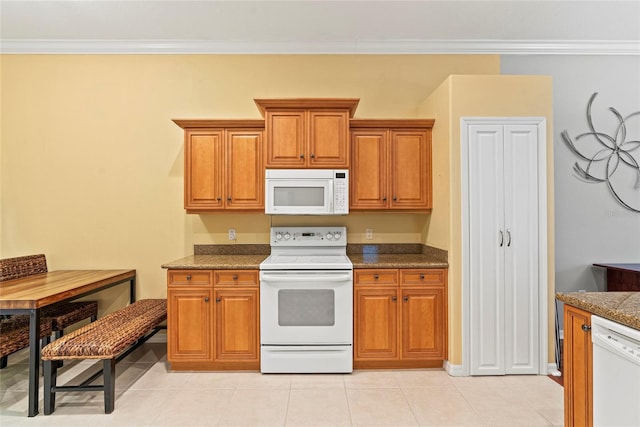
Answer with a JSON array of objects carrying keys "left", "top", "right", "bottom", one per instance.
[{"left": 444, "top": 360, "right": 465, "bottom": 376}]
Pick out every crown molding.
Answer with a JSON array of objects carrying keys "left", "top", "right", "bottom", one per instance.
[{"left": 1, "top": 39, "right": 639, "bottom": 55}]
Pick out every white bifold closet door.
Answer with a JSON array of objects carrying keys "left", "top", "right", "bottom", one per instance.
[{"left": 468, "top": 124, "right": 539, "bottom": 375}]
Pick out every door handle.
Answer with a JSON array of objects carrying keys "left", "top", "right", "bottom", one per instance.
[
  {"left": 582, "top": 324, "right": 591, "bottom": 332},
  {"left": 506, "top": 229, "right": 512, "bottom": 247},
  {"left": 499, "top": 230, "right": 504, "bottom": 247},
  {"left": 391, "top": 296, "right": 397, "bottom": 302},
  {"left": 403, "top": 296, "right": 409, "bottom": 302}
]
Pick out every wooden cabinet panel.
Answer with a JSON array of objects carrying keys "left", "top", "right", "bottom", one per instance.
[
  {"left": 214, "top": 288, "right": 259, "bottom": 362},
  {"left": 564, "top": 305, "right": 592, "bottom": 427},
  {"left": 354, "top": 269, "right": 398, "bottom": 286},
  {"left": 308, "top": 110, "right": 349, "bottom": 167},
  {"left": 265, "top": 111, "right": 306, "bottom": 167},
  {"left": 185, "top": 130, "right": 224, "bottom": 210},
  {"left": 401, "top": 288, "right": 446, "bottom": 359},
  {"left": 167, "top": 270, "right": 212, "bottom": 287},
  {"left": 400, "top": 269, "right": 445, "bottom": 286},
  {"left": 390, "top": 130, "right": 431, "bottom": 209},
  {"left": 214, "top": 270, "right": 259, "bottom": 287},
  {"left": 226, "top": 130, "right": 263, "bottom": 209},
  {"left": 354, "top": 287, "right": 399, "bottom": 361},
  {"left": 167, "top": 287, "right": 213, "bottom": 362},
  {"left": 350, "top": 130, "right": 388, "bottom": 209},
  {"left": 350, "top": 122, "right": 433, "bottom": 211}
]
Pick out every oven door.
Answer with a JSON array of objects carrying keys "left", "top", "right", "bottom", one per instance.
[
  {"left": 260, "top": 270, "right": 353, "bottom": 345},
  {"left": 265, "top": 178, "right": 333, "bottom": 215}
]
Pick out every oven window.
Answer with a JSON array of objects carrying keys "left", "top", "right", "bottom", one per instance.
[
  {"left": 273, "top": 187, "right": 325, "bottom": 207},
  {"left": 278, "top": 289, "right": 335, "bottom": 326}
]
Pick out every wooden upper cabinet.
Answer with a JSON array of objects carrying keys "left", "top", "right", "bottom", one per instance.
[
  {"left": 173, "top": 120, "right": 264, "bottom": 213},
  {"left": 350, "top": 120, "right": 434, "bottom": 211},
  {"left": 255, "top": 98, "right": 359, "bottom": 168}
]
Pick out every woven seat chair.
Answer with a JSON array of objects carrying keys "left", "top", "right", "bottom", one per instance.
[
  {"left": 0, "top": 316, "right": 53, "bottom": 369},
  {"left": 0, "top": 254, "right": 98, "bottom": 367}
]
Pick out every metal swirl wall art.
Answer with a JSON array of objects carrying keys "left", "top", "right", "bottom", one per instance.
[{"left": 561, "top": 92, "right": 640, "bottom": 213}]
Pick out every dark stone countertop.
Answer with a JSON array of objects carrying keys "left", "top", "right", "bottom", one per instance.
[
  {"left": 162, "top": 243, "right": 448, "bottom": 270},
  {"left": 556, "top": 291, "right": 640, "bottom": 331}
]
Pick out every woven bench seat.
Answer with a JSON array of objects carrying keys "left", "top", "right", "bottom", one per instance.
[
  {"left": 42, "top": 299, "right": 167, "bottom": 414},
  {"left": 0, "top": 316, "right": 53, "bottom": 366}
]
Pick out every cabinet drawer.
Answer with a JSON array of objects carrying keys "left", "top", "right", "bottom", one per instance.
[
  {"left": 354, "top": 269, "right": 398, "bottom": 286},
  {"left": 401, "top": 269, "right": 445, "bottom": 286},
  {"left": 214, "top": 270, "right": 259, "bottom": 287},
  {"left": 168, "top": 270, "right": 212, "bottom": 287}
]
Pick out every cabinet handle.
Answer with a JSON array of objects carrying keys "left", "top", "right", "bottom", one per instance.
[
  {"left": 403, "top": 296, "right": 409, "bottom": 302},
  {"left": 392, "top": 296, "right": 397, "bottom": 302},
  {"left": 310, "top": 153, "right": 315, "bottom": 159},
  {"left": 582, "top": 324, "right": 591, "bottom": 332},
  {"left": 419, "top": 274, "right": 425, "bottom": 280},
  {"left": 216, "top": 197, "right": 221, "bottom": 201},
  {"left": 506, "top": 229, "right": 512, "bottom": 247},
  {"left": 186, "top": 275, "right": 192, "bottom": 280},
  {"left": 300, "top": 154, "right": 305, "bottom": 159},
  {"left": 232, "top": 274, "right": 238, "bottom": 280},
  {"left": 499, "top": 230, "right": 504, "bottom": 247},
  {"left": 216, "top": 297, "right": 221, "bottom": 303},
  {"left": 382, "top": 197, "right": 387, "bottom": 202},
  {"left": 227, "top": 196, "right": 232, "bottom": 201},
  {"left": 392, "top": 196, "right": 397, "bottom": 201},
  {"left": 373, "top": 274, "right": 379, "bottom": 280},
  {"left": 204, "top": 297, "right": 209, "bottom": 302}
]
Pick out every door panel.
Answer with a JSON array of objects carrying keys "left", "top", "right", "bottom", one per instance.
[
  {"left": 468, "top": 125, "right": 505, "bottom": 375},
  {"left": 265, "top": 111, "right": 306, "bottom": 167},
  {"left": 354, "top": 288, "right": 398, "bottom": 360},
  {"left": 350, "top": 130, "right": 388, "bottom": 209},
  {"left": 226, "top": 130, "right": 263, "bottom": 209},
  {"left": 168, "top": 288, "right": 213, "bottom": 362},
  {"left": 309, "top": 110, "right": 349, "bottom": 167},
  {"left": 215, "top": 289, "right": 259, "bottom": 361},
  {"left": 401, "top": 288, "right": 446, "bottom": 359},
  {"left": 390, "top": 130, "right": 431, "bottom": 208},
  {"left": 185, "top": 131, "right": 224, "bottom": 209}
]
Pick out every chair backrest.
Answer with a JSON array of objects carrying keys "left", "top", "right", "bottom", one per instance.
[{"left": 0, "top": 254, "right": 48, "bottom": 282}]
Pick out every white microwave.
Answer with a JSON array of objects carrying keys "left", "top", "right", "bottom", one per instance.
[{"left": 265, "top": 169, "right": 349, "bottom": 215}]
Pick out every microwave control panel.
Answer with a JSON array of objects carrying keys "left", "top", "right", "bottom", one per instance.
[{"left": 333, "top": 170, "right": 349, "bottom": 214}]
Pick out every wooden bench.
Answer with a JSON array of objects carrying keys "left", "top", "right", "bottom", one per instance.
[{"left": 41, "top": 299, "right": 167, "bottom": 414}]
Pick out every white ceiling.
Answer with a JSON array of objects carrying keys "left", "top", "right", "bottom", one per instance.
[{"left": 1, "top": 1, "right": 639, "bottom": 54}]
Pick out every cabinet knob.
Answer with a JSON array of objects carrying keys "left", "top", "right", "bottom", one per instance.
[
  {"left": 420, "top": 274, "right": 425, "bottom": 280},
  {"left": 300, "top": 154, "right": 305, "bottom": 159},
  {"left": 204, "top": 297, "right": 209, "bottom": 302},
  {"left": 216, "top": 297, "right": 221, "bottom": 303},
  {"left": 393, "top": 196, "right": 397, "bottom": 201},
  {"left": 403, "top": 296, "right": 409, "bottom": 302},
  {"left": 186, "top": 275, "right": 192, "bottom": 280},
  {"left": 373, "top": 274, "right": 379, "bottom": 280},
  {"left": 217, "top": 197, "right": 221, "bottom": 201},
  {"left": 582, "top": 324, "right": 591, "bottom": 332},
  {"left": 382, "top": 197, "right": 387, "bottom": 202},
  {"left": 392, "top": 296, "right": 397, "bottom": 302},
  {"left": 227, "top": 196, "right": 232, "bottom": 201},
  {"left": 310, "top": 154, "right": 315, "bottom": 159},
  {"left": 232, "top": 275, "right": 238, "bottom": 280}
]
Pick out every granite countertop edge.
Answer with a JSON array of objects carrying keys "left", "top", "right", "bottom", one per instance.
[{"left": 556, "top": 291, "right": 640, "bottom": 331}]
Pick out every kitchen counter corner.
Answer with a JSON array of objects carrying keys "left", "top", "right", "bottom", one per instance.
[{"left": 556, "top": 291, "right": 640, "bottom": 331}]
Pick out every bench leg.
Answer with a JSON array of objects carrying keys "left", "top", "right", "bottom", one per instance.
[
  {"left": 43, "top": 360, "right": 57, "bottom": 415},
  {"left": 103, "top": 359, "right": 116, "bottom": 414},
  {"left": 0, "top": 356, "right": 7, "bottom": 369}
]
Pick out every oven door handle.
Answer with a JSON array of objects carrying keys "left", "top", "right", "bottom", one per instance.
[{"left": 260, "top": 272, "right": 352, "bottom": 283}]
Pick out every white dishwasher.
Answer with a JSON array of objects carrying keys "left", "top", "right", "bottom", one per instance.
[{"left": 591, "top": 315, "right": 640, "bottom": 426}]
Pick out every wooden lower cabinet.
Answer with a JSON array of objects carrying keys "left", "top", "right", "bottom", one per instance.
[
  {"left": 167, "top": 269, "right": 259, "bottom": 370},
  {"left": 564, "top": 304, "right": 593, "bottom": 427},
  {"left": 354, "top": 268, "right": 447, "bottom": 369}
]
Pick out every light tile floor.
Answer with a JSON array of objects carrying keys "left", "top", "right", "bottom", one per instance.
[{"left": 0, "top": 336, "right": 564, "bottom": 426}]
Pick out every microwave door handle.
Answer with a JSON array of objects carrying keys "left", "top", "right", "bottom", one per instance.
[{"left": 260, "top": 273, "right": 352, "bottom": 282}]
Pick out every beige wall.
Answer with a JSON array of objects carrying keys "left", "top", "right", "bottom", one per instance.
[
  {"left": 0, "top": 54, "right": 500, "bottom": 316},
  {"left": 420, "top": 74, "right": 555, "bottom": 366}
]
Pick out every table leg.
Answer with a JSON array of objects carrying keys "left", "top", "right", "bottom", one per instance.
[
  {"left": 28, "top": 308, "right": 41, "bottom": 417},
  {"left": 130, "top": 277, "right": 136, "bottom": 303}
]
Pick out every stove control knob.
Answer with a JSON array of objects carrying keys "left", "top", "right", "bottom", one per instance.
[
  {"left": 334, "top": 232, "right": 342, "bottom": 240},
  {"left": 276, "top": 233, "right": 283, "bottom": 240},
  {"left": 284, "top": 233, "right": 291, "bottom": 240},
  {"left": 326, "top": 233, "right": 334, "bottom": 240}
]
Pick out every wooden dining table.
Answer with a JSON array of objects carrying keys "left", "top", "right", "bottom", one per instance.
[{"left": 0, "top": 269, "right": 136, "bottom": 417}]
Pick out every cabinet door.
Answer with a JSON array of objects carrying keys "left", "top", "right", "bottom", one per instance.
[
  {"left": 184, "top": 130, "right": 224, "bottom": 210},
  {"left": 354, "top": 287, "right": 398, "bottom": 360},
  {"left": 401, "top": 288, "right": 446, "bottom": 359},
  {"left": 226, "top": 130, "right": 264, "bottom": 209},
  {"left": 564, "top": 305, "right": 592, "bottom": 427},
  {"left": 168, "top": 288, "right": 213, "bottom": 362},
  {"left": 214, "top": 288, "right": 259, "bottom": 362},
  {"left": 350, "top": 130, "right": 389, "bottom": 209},
  {"left": 389, "top": 130, "right": 431, "bottom": 209},
  {"left": 308, "top": 110, "right": 349, "bottom": 167},
  {"left": 265, "top": 110, "right": 306, "bottom": 167}
]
